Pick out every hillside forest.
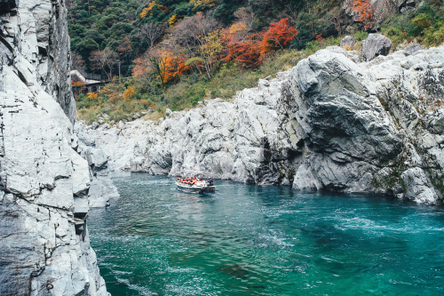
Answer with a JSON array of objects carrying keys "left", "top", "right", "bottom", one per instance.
[{"left": 67, "top": 0, "right": 444, "bottom": 123}]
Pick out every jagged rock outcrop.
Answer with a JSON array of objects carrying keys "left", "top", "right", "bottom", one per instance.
[
  {"left": 74, "top": 122, "right": 119, "bottom": 208},
  {"left": 87, "top": 38, "right": 444, "bottom": 204},
  {"left": 1, "top": 1, "right": 108, "bottom": 295}
]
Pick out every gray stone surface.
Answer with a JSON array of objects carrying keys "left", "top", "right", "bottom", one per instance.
[
  {"left": 0, "top": 1, "right": 108, "bottom": 295},
  {"left": 87, "top": 42, "right": 444, "bottom": 205},
  {"left": 340, "top": 35, "right": 357, "bottom": 48},
  {"left": 401, "top": 168, "right": 439, "bottom": 203},
  {"left": 361, "top": 33, "right": 392, "bottom": 61},
  {"left": 404, "top": 44, "right": 423, "bottom": 56},
  {"left": 74, "top": 121, "right": 120, "bottom": 208}
]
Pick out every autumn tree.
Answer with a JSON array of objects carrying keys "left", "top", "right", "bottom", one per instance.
[
  {"left": 220, "top": 22, "right": 263, "bottom": 68},
  {"left": 172, "top": 13, "right": 220, "bottom": 54},
  {"left": 190, "top": 0, "right": 218, "bottom": 9},
  {"left": 87, "top": 92, "right": 98, "bottom": 100},
  {"left": 198, "top": 29, "right": 223, "bottom": 78},
  {"left": 349, "top": 0, "right": 375, "bottom": 30},
  {"left": 132, "top": 54, "right": 159, "bottom": 95},
  {"left": 261, "top": 18, "right": 298, "bottom": 53},
  {"left": 137, "top": 49, "right": 190, "bottom": 86},
  {"left": 90, "top": 48, "right": 119, "bottom": 80},
  {"left": 140, "top": 1, "right": 168, "bottom": 18},
  {"left": 132, "top": 54, "right": 152, "bottom": 78},
  {"left": 139, "top": 22, "right": 166, "bottom": 49},
  {"left": 168, "top": 14, "right": 183, "bottom": 26},
  {"left": 123, "top": 87, "right": 135, "bottom": 101}
]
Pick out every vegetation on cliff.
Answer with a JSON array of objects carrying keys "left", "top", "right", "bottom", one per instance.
[{"left": 68, "top": 0, "right": 444, "bottom": 124}]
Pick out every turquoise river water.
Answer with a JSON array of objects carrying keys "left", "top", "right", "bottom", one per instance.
[{"left": 87, "top": 174, "right": 444, "bottom": 296}]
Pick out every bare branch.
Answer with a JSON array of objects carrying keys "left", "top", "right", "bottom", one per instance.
[{"left": 139, "top": 22, "right": 166, "bottom": 49}]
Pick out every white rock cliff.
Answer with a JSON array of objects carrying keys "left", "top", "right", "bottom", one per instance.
[
  {"left": 87, "top": 41, "right": 444, "bottom": 204},
  {"left": 1, "top": 0, "right": 108, "bottom": 295}
]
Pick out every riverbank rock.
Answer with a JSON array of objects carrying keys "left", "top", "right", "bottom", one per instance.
[
  {"left": 340, "top": 36, "right": 357, "bottom": 48},
  {"left": 361, "top": 34, "right": 392, "bottom": 61},
  {"left": 74, "top": 122, "right": 120, "bottom": 208},
  {"left": 404, "top": 44, "right": 423, "bottom": 56},
  {"left": 86, "top": 43, "right": 444, "bottom": 204},
  {"left": 0, "top": 1, "right": 108, "bottom": 295}
]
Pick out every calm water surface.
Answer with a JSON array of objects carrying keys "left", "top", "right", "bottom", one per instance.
[{"left": 88, "top": 174, "right": 444, "bottom": 296}]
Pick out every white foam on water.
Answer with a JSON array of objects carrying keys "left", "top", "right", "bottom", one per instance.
[
  {"left": 115, "top": 276, "right": 159, "bottom": 296},
  {"left": 333, "top": 216, "right": 433, "bottom": 236}
]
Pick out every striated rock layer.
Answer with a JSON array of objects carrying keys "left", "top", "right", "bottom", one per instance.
[
  {"left": 88, "top": 43, "right": 444, "bottom": 204},
  {"left": 1, "top": 1, "right": 108, "bottom": 295}
]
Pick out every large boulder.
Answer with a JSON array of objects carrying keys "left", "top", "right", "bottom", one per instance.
[
  {"left": 401, "top": 168, "right": 439, "bottom": 203},
  {"left": 361, "top": 34, "right": 392, "bottom": 61},
  {"left": 292, "top": 47, "right": 402, "bottom": 193}
]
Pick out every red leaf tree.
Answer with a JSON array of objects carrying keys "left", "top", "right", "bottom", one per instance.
[
  {"left": 261, "top": 18, "right": 298, "bottom": 53},
  {"left": 220, "top": 22, "right": 263, "bottom": 68}
]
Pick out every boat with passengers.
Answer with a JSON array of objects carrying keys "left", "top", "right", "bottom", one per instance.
[{"left": 176, "top": 177, "right": 215, "bottom": 193}]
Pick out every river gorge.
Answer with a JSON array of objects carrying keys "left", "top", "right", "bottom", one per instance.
[
  {"left": 1, "top": 0, "right": 444, "bottom": 295},
  {"left": 89, "top": 174, "right": 444, "bottom": 296}
]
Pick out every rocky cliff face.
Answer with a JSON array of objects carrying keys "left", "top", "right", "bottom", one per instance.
[
  {"left": 87, "top": 40, "right": 444, "bottom": 204},
  {"left": 1, "top": 1, "right": 108, "bottom": 295}
]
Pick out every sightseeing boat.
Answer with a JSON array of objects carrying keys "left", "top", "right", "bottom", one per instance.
[{"left": 176, "top": 178, "right": 215, "bottom": 194}]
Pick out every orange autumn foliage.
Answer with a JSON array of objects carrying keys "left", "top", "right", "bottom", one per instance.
[
  {"left": 101, "top": 85, "right": 122, "bottom": 102},
  {"left": 87, "top": 92, "right": 98, "bottom": 99},
  {"left": 134, "top": 50, "right": 190, "bottom": 85},
  {"left": 72, "top": 81, "right": 85, "bottom": 87},
  {"left": 219, "top": 19, "right": 297, "bottom": 68},
  {"left": 349, "top": 0, "right": 374, "bottom": 28},
  {"left": 169, "top": 14, "right": 183, "bottom": 26},
  {"left": 220, "top": 22, "right": 263, "bottom": 68},
  {"left": 140, "top": 1, "right": 168, "bottom": 18},
  {"left": 157, "top": 52, "right": 190, "bottom": 84},
  {"left": 71, "top": 80, "right": 86, "bottom": 97},
  {"left": 123, "top": 87, "right": 135, "bottom": 101},
  {"left": 261, "top": 18, "right": 298, "bottom": 53},
  {"left": 132, "top": 56, "right": 150, "bottom": 77}
]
